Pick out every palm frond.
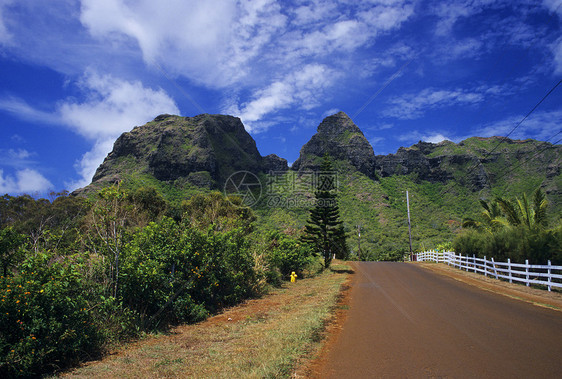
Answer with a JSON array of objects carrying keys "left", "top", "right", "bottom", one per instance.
[
  {"left": 533, "top": 188, "right": 548, "bottom": 228},
  {"left": 496, "top": 197, "right": 521, "bottom": 226}
]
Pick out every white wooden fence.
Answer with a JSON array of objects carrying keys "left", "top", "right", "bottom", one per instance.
[{"left": 414, "top": 251, "right": 562, "bottom": 292}]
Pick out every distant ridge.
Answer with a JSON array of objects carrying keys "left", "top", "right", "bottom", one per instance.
[{"left": 76, "top": 112, "right": 561, "bottom": 205}]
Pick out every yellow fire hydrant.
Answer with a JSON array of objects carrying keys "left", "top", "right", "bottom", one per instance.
[{"left": 290, "top": 271, "right": 298, "bottom": 283}]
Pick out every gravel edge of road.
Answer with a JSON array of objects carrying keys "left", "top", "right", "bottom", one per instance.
[{"left": 415, "top": 261, "right": 562, "bottom": 312}]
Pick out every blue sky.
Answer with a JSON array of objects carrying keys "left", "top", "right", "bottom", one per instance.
[{"left": 0, "top": 0, "right": 561, "bottom": 196}]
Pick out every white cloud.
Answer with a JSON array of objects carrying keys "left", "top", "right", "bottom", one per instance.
[
  {"left": 292, "top": 1, "right": 337, "bottom": 26},
  {"left": 66, "top": 138, "right": 115, "bottom": 190},
  {"left": 358, "top": 2, "right": 414, "bottom": 31},
  {"left": 0, "top": 148, "right": 51, "bottom": 194},
  {"left": 0, "top": 97, "right": 59, "bottom": 124},
  {"left": 470, "top": 110, "right": 562, "bottom": 142},
  {"left": 550, "top": 37, "right": 562, "bottom": 74},
  {"left": 226, "top": 64, "right": 337, "bottom": 131},
  {"left": 0, "top": 0, "right": 14, "bottom": 45},
  {"left": 543, "top": 0, "right": 562, "bottom": 16},
  {"left": 8, "top": 149, "right": 31, "bottom": 160},
  {"left": 383, "top": 87, "right": 485, "bottom": 119},
  {"left": 57, "top": 70, "right": 179, "bottom": 189},
  {"left": 79, "top": 0, "right": 416, "bottom": 125},
  {"left": 322, "top": 108, "right": 341, "bottom": 118},
  {"left": 59, "top": 70, "right": 179, "bottom": 140},
  {"left": 0, "top": 168, "right": 53, "bottom": 194},
  {"left": 397, "top": 109, "right": 562, "bottom": 150},
  {"left": 422, "top": 133, "right": 450, "bottom": 143},
  {"left": 433, "top": 0, "right": 497, "bottom": 36},
  {"left": 80, "top": 0, "right": 280, "bottom": 87},
  {"left": 449, "top": 38, "right": 483, "bottom": 59},
  {"left": 369, "top": 136, "right": 386, "bottom": 147},
  {"left": 0, "top": 149, "right": 35, "bottom": 169},
  {"left": 395, "top": 130, "right": 458, "bottom": 146},
  {"left": 0, "top": 70, "right": 179, "bottom": 190},
  {"left": 280, "top": 2, "right": 414, "bottom": 63}
]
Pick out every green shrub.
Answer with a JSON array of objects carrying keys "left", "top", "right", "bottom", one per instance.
[
  {"left": 0, "top": 251, "right": 105, "bottom": 377},
  {"left": 265, "top": 231, "right": 314, "bottom": 282},
  {"left": 118, "top": 217, "right": 257, "bottom": 327},
  {"left": 190, "top": 225, "right": 257, "bottom": 310},
  {"left": 453, "top": 229, "right": 490, "bottom": 257}
]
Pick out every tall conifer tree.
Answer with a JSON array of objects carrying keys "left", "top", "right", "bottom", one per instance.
[{"left": 302, "top": 155, "right": 348, "bottom": 268}]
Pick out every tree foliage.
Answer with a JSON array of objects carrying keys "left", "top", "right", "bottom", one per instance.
[
  {"left": 455, "top": 188, "right": 561, "bottom": 264},
  {"left": 0, "top": 186, "right": 306, "bottom": 376},
  {"left": 264, "top": 230, "right": 314, "bottom": 284},
  {"left": 181, "top": 191, "right": 255, "bottom": 233},
  {"left": 302, "top": 155, "right": 348, "bottom": 268},
  {"left": 0, "top": 227, "right": 26, "bottom": 276}
]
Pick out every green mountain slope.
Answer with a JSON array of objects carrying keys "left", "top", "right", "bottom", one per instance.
[{"left": 77, "top": 112, "right": 561, "bottom": 259}]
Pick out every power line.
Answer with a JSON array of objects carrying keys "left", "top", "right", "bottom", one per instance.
[
  {"left": 434, "top": 2, "right": 562, "bottom": 196},
  {"left": 457, "top": 1, "right": 562, "bottom": 160},
  {"left": 352, "top": 59, "right": 413, "bottom": 120},
  {"left": 150, "top": 60, "right": 206, "bottom": 114},
  {"left": 439, "top": 79, "right": 562, "bottom": 198},
  {"left": 480, "top": 79, "right": 562, "bottom": 159},
  {"left": 490, "top": 130, "right": 561, "bottom": 184}
]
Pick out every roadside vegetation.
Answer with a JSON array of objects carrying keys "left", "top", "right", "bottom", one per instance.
[
  {"left": 0, "top": 184, "right": 328, "bottom": 377},
  {"left": 1, "top": 160, "right": 560, "bottom": 376},
  {"left": 62, "top": 264, "right": 349, "bottom": 378},
  {"left": 455, "top": 188, "right": 562, "bottom": 264}
]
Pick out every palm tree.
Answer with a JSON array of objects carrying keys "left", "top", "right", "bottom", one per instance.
[
  {"left": 462, "top": 198, "right": 505, "bottom": 233},
  {"left": 495, "top": 188, "right": 548, "bottom": 231}
]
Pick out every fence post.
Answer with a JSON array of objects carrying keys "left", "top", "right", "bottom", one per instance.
[
  {"left": 508, "top": 258, "right": 512, "bottom": 283},
  {"left": 548, "top": 259, "right": 552, "bottom": 292},
  {"left": 484, "top": 256, "right": 487, "bottom": 277},
  {"left": 525, "top": 259, "right": 530, "bottom": 287},
  {"left": 472, "top": 254, "right": 476, "bottom": 273},
  {"left": 491, "top": 257, "right": 498, "bottom": 279}
]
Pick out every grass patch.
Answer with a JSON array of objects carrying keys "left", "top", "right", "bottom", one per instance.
[{"left": 61, "top": 264, "right": 350, "bottom": 378}]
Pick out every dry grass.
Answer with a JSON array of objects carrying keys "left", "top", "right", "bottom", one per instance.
[{"left": 60, "top": 263, "right": 350, "bottom": 378}]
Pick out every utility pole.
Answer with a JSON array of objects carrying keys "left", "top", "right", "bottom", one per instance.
[
  {"left": 357, "top": 224, "right": 361, "bottom": 260},
  {"left": 406, "top": 190, "right": 413, "bottom": 260}
]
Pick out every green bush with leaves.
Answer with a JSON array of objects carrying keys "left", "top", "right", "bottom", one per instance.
[
  {"left": 119, "top": 217, "right": 208, "bottom": 328},
  {"left": 0, "top": 251, "right": 105, "bottom": 377},
  {"left": 0, "top": 186, "right": 289, "bottom": 376},
  {"left": 118, "top": 216, "right": 258, "bottom": 328},
  {"left": 264, "top": 231, "right": 314, "bottom": 284},
  {"left": 189, "top": 225, "right": 257, "bottom": 311},
  {"left": 0, "top": 227, "right": 26, "bottom": 276},
  {"left": 455, "top": 188, "right": 562, "bottom": 264}
]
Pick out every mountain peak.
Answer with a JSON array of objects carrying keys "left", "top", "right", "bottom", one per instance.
[
  {"left": 78, "top": 114, "right": 287, "bottom": 194},
  {"left": 317, "top": 111, "right": 361, "bottom": 136},
  {"left": 292, "top": 112, "right": 377, "bottom": 178}
]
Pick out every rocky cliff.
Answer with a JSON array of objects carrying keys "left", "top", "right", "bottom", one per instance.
[
  {"left": 80, "top": 112, "right": 560, "bottom": 202},
  {"left": 291, "top": 112, "right": 377, "bottom": 179},
  {"left": 376, "top": 137, "right": 562, "bottom": 194},
  {"left": 86, "top": 114, "right": 288, "bottom": 191}
]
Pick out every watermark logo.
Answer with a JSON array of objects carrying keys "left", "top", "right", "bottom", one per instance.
[
  {"left": 223, "top": 171, "right": 262, "bottom": 207},
  {"left": 224, "top": 170, "right": 339, "bottom": 208}
]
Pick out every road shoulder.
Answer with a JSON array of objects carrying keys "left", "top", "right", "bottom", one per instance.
[{"left": 415, "top": 262, "right": 562, "bottom": 312}]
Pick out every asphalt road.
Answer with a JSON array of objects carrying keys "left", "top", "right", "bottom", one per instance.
[{"left": 319, "top": 262, "right": 562, "bottom": 378}]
